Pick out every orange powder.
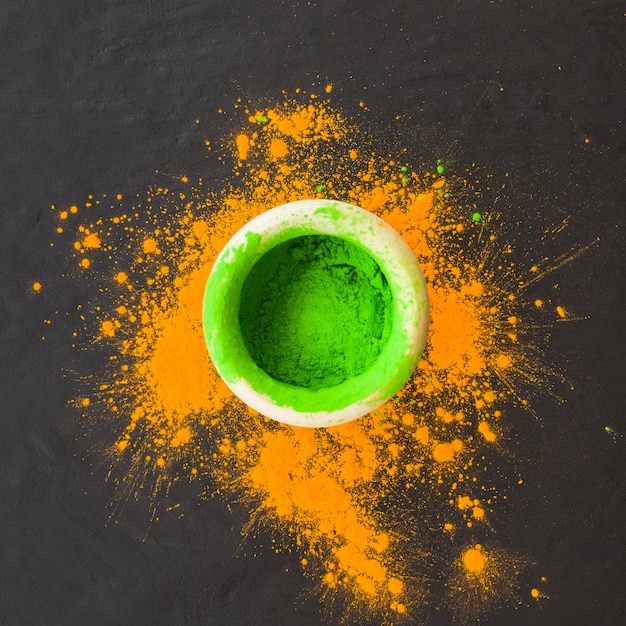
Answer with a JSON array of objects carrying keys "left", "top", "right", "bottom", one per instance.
[{"left": 59, "top": 92, "right": 573, "bottom": 623}]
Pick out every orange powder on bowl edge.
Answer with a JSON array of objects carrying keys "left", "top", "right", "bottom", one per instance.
[{"left": 52, "top": 90, "right": 584, "bottom": 623}]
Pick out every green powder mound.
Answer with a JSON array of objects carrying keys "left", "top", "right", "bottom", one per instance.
[{"left": 239, "top": 235, "right": 393, "bottom": 390}]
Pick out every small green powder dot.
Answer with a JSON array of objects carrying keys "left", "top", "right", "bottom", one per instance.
[
  {"left": 437, "top": 164, "right": 444, "bottom": 175},
  {"left": 316, "top": 184, "right": 325, "bottom": 193},
  {"left": 400, "top": 166, "right": 408, "bottom": 172},
  {"left": 472, "top": 212, "right": 482, "bottom": 222},
  {"left": 256, "top": 115, "right": 269, "bottom": 123}
]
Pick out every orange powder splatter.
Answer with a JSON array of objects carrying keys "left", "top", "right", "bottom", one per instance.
[
  {"left": 269, "top": 137, "right": 288, "bottom": 159},
  {"left": 82, "top": 232, "right": 101, "bottom": 248},
  {"left": 446, "top": 544, "right": 523, "bottom": 623},
  {"left": 478, "top": 421, "right": 497, "bottom": 442},
  {"left": 143, "top": 238, "right": 158, "bottom": 254},
  {"left": 236, "top": 134, "right": 250, "bottom": 160},
  {"left": 463, "top": 546, "right": 486, "bottom": 573},
  {"left": 58, "top": 92, "right": 582, "bottom": 624}
]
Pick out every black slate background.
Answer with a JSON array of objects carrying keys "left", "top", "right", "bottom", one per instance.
[{"left": 1, "top": 1, "right": 625, "bottom": 625}]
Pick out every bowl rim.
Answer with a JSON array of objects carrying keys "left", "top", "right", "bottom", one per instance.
[{"left": 202, "top": 199, "right": 429, "bottom": 427}]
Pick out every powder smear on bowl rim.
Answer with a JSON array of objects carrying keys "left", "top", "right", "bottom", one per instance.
[{"left": 48, "top": 89, "right": 594, "bottom": 624}]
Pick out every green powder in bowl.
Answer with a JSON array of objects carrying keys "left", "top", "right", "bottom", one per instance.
[{"left": 203, "top": 199, "right": 429, "bottom": 428}]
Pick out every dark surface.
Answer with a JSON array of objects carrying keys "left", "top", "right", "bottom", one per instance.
[{"left": 2, "top": 1, "right": 625, "bottom": 624}]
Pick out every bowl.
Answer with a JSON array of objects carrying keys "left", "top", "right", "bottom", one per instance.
[{"left": 202, "top": 199, "right": 428, "bottom": 427}]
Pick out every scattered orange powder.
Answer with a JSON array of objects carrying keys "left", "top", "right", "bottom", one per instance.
[
  {"left": 61, "top": 93, "right": 570, "bottom": 624},
  {"left": 32, "top": 281, "right": 42, "bottom": 292},
  {"left": 463, "top": 546, "right": 486, "bottom": 573}
]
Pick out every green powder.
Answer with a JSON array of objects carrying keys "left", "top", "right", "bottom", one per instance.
[{"left": 239, "top": 235, "right": 393, "bottom": 390}]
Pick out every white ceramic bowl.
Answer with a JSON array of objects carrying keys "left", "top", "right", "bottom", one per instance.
[{"left": 203, "top": 199, "right": 428, "bottom": 427}]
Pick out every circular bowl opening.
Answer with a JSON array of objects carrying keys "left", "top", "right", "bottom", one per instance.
[{"left": 203, "top": 199, "right": 429, "bottom": 427}]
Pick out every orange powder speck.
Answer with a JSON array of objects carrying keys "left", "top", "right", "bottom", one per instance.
[
  {"left": 472, "top": 507, "right": 485, "bottom": 520},
  {"left": 483, "top": 390, "right": 496, "bottom": 403},
  {"left": 413, "top": 425, "right": 429, "bottom": 445},
  {"left": 433, "top": 441, "right": 461, "bottom": 462},
  {"left": 535, "top": 299, "right": 543, "bottom": 308},
  {"left": 531, "top": 588, "right": 540, "bottom": 599},
  {"left": 81, "top": 398, "right": 90, "bottom": 407},
  {"left": 100, "top": 320, "right": 115, "bottom": 337},
  {"left": 387, "top": 577, "right": 404, "bottom": 595},
  {"left": 60, "top": 211, "right": 68, "bottom": 220},
  {"left": 32, "top": 282, "right": 42, "bottom": 292},
  {"left": 496, "top": 354, "right": 510, "bottom": 369},
  {"left": 115, "top": 271, "right": 128, "bottom": 284},
  {"left": 143, "top": 238, "right": 158, "bottom": 254},
  {"left": 83, "top": 233, "right": 101, "bottom": 249},
  {"left": 478, "top": 422, "right": 497, "bottom": 442},
  {"left": 116, "top": 439, "right": 129, "bottom": 451},
  {"left": 80, "top": 258, "right": 90, "bottom": 268},
  {"left": 156, "top": 457, "right": 165, "bottom": 467},
  {"left": 349, "top": 149, "right": 358, "bottom": 160},
  {"left": 463, "top": 546, "right": 486, "bottom": 573},
  {"left": 556, "top": 305, "right": 566, "bottom": 318},
  {"left": 171, "top": 427, "right": 192, "bottom": 447},
  {"left": 116, "top": 194, "right": 123, "bottom": 200},
  {"left": 269, "top": 138, "right": 288, "bottom": 159},
  {"left": 236, "top": 134, "right": 250, "bottom": 160},
  {"left": 325, "top": 84, "right": 333, "bottom": 93},
  {"left": 458, "top": 496, "right": 473, "bottom": 510},
  {"left": 444, "top": 523, "right": 454, "bottom": 531},
  {"left": 70, "top": 205, "right": 78, "bottom": 214}
]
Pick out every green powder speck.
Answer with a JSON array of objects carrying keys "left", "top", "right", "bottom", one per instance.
[
  {"left": 472, "top": 212, "right": 482, "bottom": 222},
  {"left": 239, "top": 235, "right": 393, "bottom": 390}
]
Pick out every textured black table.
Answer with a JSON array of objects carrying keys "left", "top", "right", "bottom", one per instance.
[{"left": 2, "top": 2, "right": 624, "bottom": 624}]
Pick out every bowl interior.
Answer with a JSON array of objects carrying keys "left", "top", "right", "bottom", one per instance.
[{"left": 238, "top": 233, "right": 394, "bottom": 391}]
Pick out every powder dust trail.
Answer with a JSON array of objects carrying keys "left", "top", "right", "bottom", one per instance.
[{"left": 54, "top": 90, "right": 588, "bottom": 624}]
